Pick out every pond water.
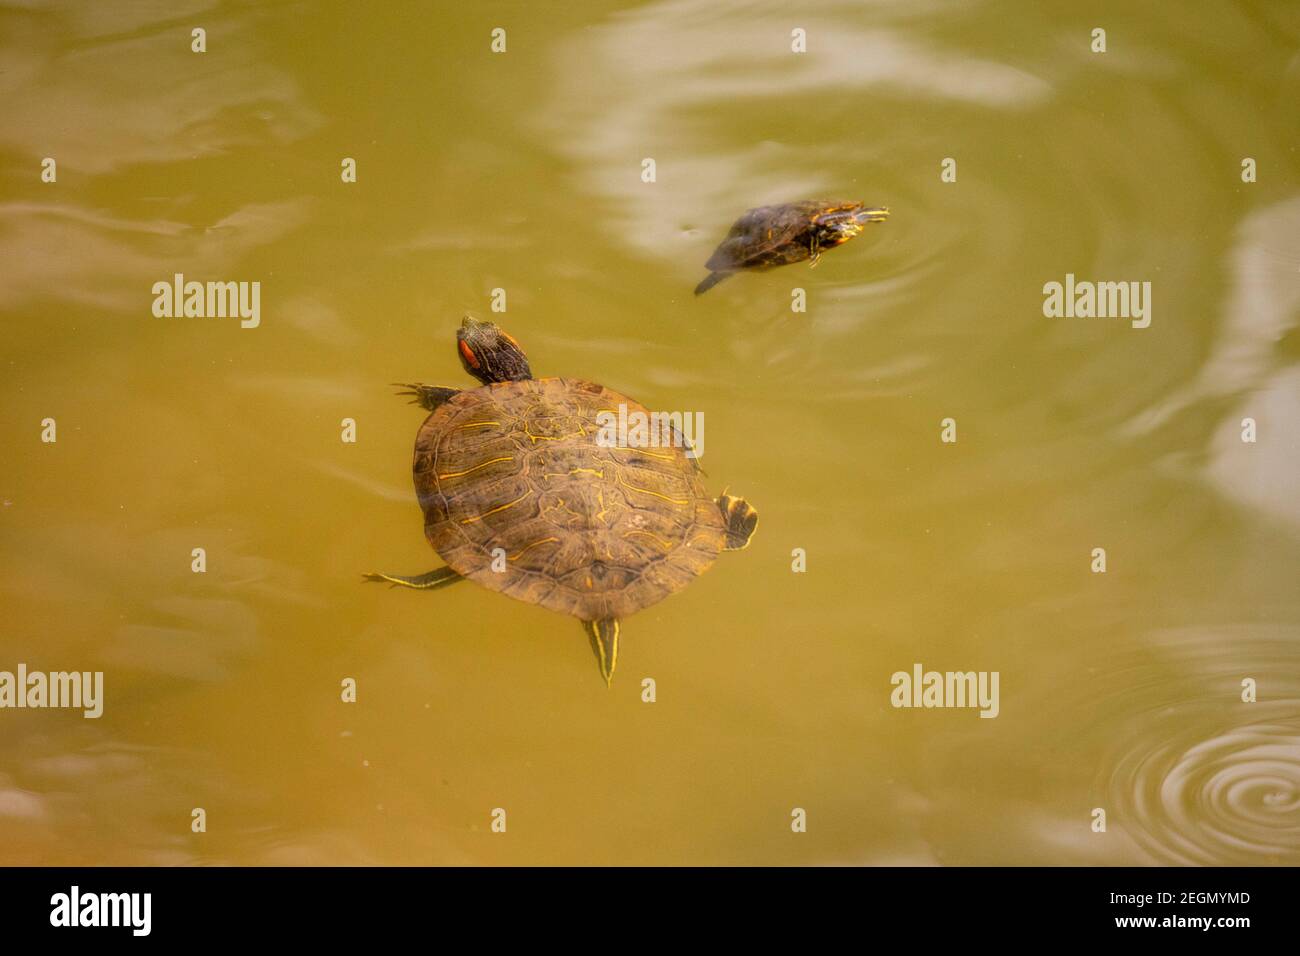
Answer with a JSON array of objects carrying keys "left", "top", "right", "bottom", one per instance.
[{"left": 1, "top": 0, "right": 1297, "bottom": 864}]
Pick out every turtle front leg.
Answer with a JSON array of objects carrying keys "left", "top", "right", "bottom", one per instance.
[
  {"left": 362, "top": 567, "right": 463, "bottom": 590},
  {"left": 717, "top": 492, "right": 758, "bottom": 551},
  {"left": 393, "top": 384, "right": 460, "bottom": 412},
  {"left": 582, "top": 618, "right": 621, "bottom": 687}
]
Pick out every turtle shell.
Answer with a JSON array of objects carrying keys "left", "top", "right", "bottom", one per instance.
[
  {"left": 413, "top": 377, "right": 724, "bottom": 621},
  {"left": 704, "top": 199, "right": 842, "bottom": 271}
]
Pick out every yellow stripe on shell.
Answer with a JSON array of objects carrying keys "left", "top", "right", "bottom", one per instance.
[
  {"left": 437, "top": 455, "right": 514, "bottom": 480},
  {"left": 459, "top": 488, "right": 533, "bottom": 524}
]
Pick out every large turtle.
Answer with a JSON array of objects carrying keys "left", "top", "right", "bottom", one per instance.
[
  {"left": 694, "top": 199, "right": 889, "bottom": 294},
  {"left": 365, "top": 317, "right": 758, "bottom": 685}
]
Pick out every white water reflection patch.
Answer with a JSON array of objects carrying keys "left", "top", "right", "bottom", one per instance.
[{"left": 537, "top": 0, "right": 1050, "bottom": 264}]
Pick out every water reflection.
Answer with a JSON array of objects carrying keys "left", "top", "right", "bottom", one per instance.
[
  {"left": 0, "top": 1, "right": 321, "bottom": 175},
  {"left": 1, "top": 0, "right": 1297, "bottom": 865},
  {"left": 537, "top": 0, "right": 1048, "bottom": 272}
]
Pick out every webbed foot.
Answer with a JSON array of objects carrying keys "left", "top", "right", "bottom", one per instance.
[
  {"left": 717, "top": 492, "right": 759, "bottom": 551},
  {"left": 393, "top": 384, "right": 459, "bottom": 412}
]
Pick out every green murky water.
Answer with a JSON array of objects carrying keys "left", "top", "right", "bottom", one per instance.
[{"left": 1, "top": 0, "right": 1298, "bottom": 865}]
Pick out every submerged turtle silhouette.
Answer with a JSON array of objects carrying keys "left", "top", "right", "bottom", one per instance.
[
  {"left": 695, "top": 199, "right": 889, "bottom": 294},
  {"left": 366, "top": 317, "right": 758, "bottom": 686}
]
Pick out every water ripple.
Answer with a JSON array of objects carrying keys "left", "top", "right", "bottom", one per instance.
[{"left": 1109, "top": 704, "right": 1300, "bottom": 865}]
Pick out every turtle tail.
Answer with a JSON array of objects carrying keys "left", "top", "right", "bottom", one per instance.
[
  {"left": 583, "top": 618, "right": 621, "bottom": 687},
  {"left": 693, "top": 271, "right": 731, "bottom": 296}
]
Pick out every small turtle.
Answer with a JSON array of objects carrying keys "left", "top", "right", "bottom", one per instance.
[
  {"left": 694, "top": 199, "right": 889, "bottom": 294},
  {"left": 366, "top": 317, "right": 758, "bottom": 686}
]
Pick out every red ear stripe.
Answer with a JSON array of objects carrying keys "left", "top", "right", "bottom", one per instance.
[{"left": 459, "top": 340, "right": 481, "bottom": 369}]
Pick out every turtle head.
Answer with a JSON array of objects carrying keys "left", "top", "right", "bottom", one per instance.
[
  {"left": 457, "top": 316, "right": 532, "bottom": 384},
  {"left": 812, "top": 201, "right": 889, "bottom": 248}
]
